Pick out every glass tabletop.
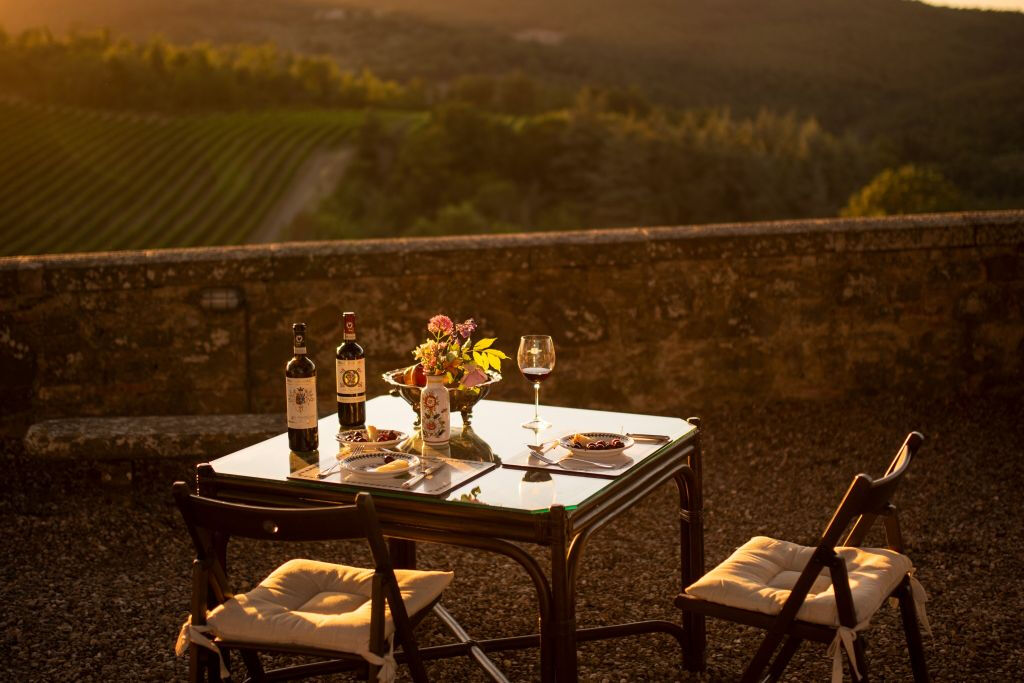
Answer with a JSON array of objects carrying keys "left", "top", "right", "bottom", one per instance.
[{"left": 209, "top": 396, "right": 696, "bottom": 514}]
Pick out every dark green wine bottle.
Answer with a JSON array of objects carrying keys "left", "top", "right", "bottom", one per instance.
[
  {"left": 285, "top": 323, "right": 318, "bottom": 452},
  {"left": 336, "top": 312, "right": 366, "bottom": 428}
]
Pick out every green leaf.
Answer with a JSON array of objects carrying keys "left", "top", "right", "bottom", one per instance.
[{"left": 473, "top": 337, "right": 496, "bottom": 351}]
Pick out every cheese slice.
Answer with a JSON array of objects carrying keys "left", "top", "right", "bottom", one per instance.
[
  {"left": 374, "top": 459, "right": 409, "bottom": 473},
  {"left": 366, "top": 425, "right": 379, "bottom": 441},
  {"left": 569, "top": 433, "right": 592, "bottom": 446}
]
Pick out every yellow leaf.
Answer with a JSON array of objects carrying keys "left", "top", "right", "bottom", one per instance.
[
  {"left": 473, "top": 337, "right": 496, "bottom": 351},
  {"left": 473, "top": 351, "right": 490, "bottom": 371}
]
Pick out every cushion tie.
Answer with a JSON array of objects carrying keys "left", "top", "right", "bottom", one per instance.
[
  {"left": 826, "top": 626, "right": 860, "bottom": 683},
  {"left": 363, "top": 637, "right": 397, "bottom": 683},
  {"left": 908, "top": 570, "right": 932, "bottom": 636},
  {"left": 175, "top": 617, "right": 231, "bottom": 679}
]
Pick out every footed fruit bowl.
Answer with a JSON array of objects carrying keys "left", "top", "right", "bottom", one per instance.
[{"left": 382, "top": 367, "right": 501, "bottom": 427}]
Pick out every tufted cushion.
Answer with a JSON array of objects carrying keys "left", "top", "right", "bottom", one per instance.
[
  {"left": 207, "top": 559, "right": 453, "bottom": 655},
  {"left": 685, "top": 536, "right": 912, "bottom": 627}
]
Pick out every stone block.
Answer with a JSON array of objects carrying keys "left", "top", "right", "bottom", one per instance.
[{"left": 23, "top": 414, "right": 283, "bottom": 460}]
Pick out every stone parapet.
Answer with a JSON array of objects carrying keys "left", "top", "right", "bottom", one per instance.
[
  {"left": 1, "top": 210, "right": 1022, "bottom": 441},
  {"left": 22, "top": 414, "right": 284, "bottom": 460}
]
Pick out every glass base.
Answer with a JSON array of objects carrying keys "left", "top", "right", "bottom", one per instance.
[{"left": 521, "top": 417, "right": 552, "bottom": 431}]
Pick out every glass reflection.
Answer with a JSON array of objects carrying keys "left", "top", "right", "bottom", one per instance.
[
  {"left": 519, "top": 470, "right": 556, "bottom": 510},
  {"left": 399, "top": 424, "right": 500, "bottom": 464}
]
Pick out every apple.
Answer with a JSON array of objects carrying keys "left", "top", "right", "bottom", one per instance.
[{"left": 412, "top": 363, "right": 426, "bottom": 387}]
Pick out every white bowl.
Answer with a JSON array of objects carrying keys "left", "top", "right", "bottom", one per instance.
[
  {"left": 336, "top": 428, "right": 406, "bottom": 451},
  {"left": 557, "top": 432, "right": 634, "bottom": 460}
]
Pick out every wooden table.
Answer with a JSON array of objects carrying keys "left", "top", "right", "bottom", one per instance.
[{"left": 197, "top": 396, "right": 706, "bottom": 681}]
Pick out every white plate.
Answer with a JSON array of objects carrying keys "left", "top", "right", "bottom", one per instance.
[
  {"left": 336, "top": 428, "right": 406, "bottom": 451},
  {"left": 558, "top": 432, "right": 634, "bottom": 460},
  {"left": 339, "top": 451, "right": 419, "bottom": 479}
]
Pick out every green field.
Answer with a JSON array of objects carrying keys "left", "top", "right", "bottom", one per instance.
[{"left": 0, "top": 101, "right": 371, "bottom": 256}]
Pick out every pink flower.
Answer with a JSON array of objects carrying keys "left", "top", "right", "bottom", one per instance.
[
  {"left": 428, "top": 315, "right": 454, "bottom": 336},
  {"left": 461, "top": 366, "right": 488, "bottom": 388},
  {"left": 456, "top": 318, "right": 477, "bottom": 339}
]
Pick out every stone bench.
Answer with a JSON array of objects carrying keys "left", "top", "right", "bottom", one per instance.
[{"left": 23, "top": 414, "right": 285, "bottom": 462}]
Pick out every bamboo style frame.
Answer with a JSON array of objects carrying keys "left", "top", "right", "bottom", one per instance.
[
  {"left": 675, "top": 431, "right": 929, "bottom": 683},
  {"left": 190, "top": 416, "right": 706, "bottom": 682}
]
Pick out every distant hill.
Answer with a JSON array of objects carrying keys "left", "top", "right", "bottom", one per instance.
[{"left": 4, "top": 0, "right": 1021, "bottom": 127}]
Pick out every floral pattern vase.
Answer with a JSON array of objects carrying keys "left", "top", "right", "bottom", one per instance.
[{"left": 420, "top": 374, "right": 451, "bottom": 445}]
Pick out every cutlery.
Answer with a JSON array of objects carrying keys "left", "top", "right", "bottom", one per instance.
[
  {"left": 318, "top": 461, "right": 342, "bottom": 478},
  {"left": 528, "top": 449, "right": 619, "bottom": 470},
  {"left": 527, "top": 441, "right": 559, "bottom": 455},
  {"left": 402, "top": 461, "right": 446, "bottom": 489},
  {"left": 626, "top": 432, "right": 671, "bottom": 443}
]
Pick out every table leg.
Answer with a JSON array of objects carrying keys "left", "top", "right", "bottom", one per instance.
[
  {"left": 389, "top": 538, "right": 417, "bottom": 570},
  {"left": 549, "top": 505, "right": 577, "bottom": 682},
  {"left": 681, "top": 418, "right": 706, "bottom": 672}
]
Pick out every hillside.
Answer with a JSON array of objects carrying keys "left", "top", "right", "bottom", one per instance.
[
  {"left": 0, "top": 101, "right": 370, "bottom": 255},
  {"left": 3, "top": 0, "right": 1022, "bottom": 134}
]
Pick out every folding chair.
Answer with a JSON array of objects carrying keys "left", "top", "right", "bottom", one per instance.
[
  {"left": 676, "top": 432, "right": 930, "bottom": 682},
  {"left": 172, "top": 483, "right": 453, "bottom": 682}
]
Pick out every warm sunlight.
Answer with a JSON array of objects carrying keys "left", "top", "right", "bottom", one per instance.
[{"left": 924, "top": 0, "right": 1024, "bottom": 9}]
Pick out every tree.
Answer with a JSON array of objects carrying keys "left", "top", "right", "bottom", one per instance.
[{"left": 841, "top": 164, "right": 961, "bottom": 217}]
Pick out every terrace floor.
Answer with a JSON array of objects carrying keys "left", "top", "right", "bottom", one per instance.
[{"left": 2, "top": 392, "right": 1021, "bottom": 681}]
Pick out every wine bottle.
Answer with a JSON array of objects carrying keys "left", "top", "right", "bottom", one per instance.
[
  {"left": 336, "top": 311, "right": 366, "bottom": 428},
  {"left": 285, "top": 323, "right": 318, "bottom": 453}
]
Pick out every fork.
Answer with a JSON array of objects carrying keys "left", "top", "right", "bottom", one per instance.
[
  {"left": 317, "top": 461, "right": 342, "bottom": 478},
  {"left": 528, "top": 449, "right": 619, "bottom": 470}
]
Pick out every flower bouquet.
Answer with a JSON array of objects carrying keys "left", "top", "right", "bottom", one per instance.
[{"left": 383, "top": 315, "right": 506, "bottom": 426}]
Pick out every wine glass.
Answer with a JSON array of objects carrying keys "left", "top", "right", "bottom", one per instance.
[{"left": 518, "top": 335, "right": 555, "bottom": 430}]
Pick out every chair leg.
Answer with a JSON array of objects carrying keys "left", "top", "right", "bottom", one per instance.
[
  {"left": 401, "top": 637, "right": 429, "bottom": 683},
  {"left": 188, "top": 643, "right": 202, "bottom": 683},
  {"left": 239, "top": 650, "right": 265, "bottom": 681},
  {"left": 740, "top": 631, "right": 786, "bottom": 683},
  {"left": 852, "top": 633, "right": 869, "bottom": 682},
  {"left": 897, "top": 579, "right": 929, "bottom": 682},
  {"left": 207, "top": 648, "right": 223, "bottom": 682},
  {"left": 766, "top": 636, "right": 802, "bottom": 682}
]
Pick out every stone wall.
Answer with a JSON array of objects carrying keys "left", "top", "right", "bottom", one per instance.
[{"left": 1, "top": 211, "right": 1022, "bottom": 439}]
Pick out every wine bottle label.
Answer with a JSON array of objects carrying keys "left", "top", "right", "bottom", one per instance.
[
  {"left": 286, "top": 377, "right": 318, "bottom": 428},
  {"left": 336, "top": 358, "right": 366, "bottom": 403}
]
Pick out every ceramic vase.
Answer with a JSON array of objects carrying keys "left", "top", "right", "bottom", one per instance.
[{"left": 420, "top": 374, "right": 451, "bottom": 446}]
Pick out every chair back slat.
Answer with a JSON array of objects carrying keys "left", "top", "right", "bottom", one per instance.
[
  {"left": 842, "top": 432, "right": 923, "bottom": 548},
  {"left": 173, "top": 482, "right": 367, "bottom": 548}
]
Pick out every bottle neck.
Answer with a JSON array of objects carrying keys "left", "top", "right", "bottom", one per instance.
[
  {"left": 425, "top": 374, "right": 445, "bottom": 385},
  {"left": 293, "top": 329, "right": 307, "bottom": 355}
]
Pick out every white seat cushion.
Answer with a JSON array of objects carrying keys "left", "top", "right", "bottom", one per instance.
[
  {"left": 685, "top": 536, "right": 912, "bottom": 627},
  {"left": 207, "top": 559, "right": 453, "bottom": 655}
]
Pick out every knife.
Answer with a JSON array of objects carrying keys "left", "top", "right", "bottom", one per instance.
[
  {"left": 402, "top": 461, "right": 445, "bottom": 489},
  {"left": 626, "top": 432, "right": 671, "bottom": 443}
]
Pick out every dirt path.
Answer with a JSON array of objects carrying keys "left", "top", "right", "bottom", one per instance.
[{"left": 248, "top": 146, "right": 352, "bottom": 243}]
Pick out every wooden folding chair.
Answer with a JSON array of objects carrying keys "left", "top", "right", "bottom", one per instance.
[
  {"left": 172, "top": 483, "right": 453, "bottom": 682},
  {"left": 676, "top": 432, "right": 930, "bottom": 682}
]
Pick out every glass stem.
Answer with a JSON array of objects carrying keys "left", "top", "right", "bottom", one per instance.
[{"left": 533, "top": 382, "right": 541, "bottom": 422}]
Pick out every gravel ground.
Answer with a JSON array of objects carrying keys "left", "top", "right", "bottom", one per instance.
[{"left": 2, "top": 393, "right": 1022, "bottom": 682}]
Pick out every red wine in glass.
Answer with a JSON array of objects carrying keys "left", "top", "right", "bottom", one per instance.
[{"left": 521, "top": 367, "right": 553, "bottom": 383}]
